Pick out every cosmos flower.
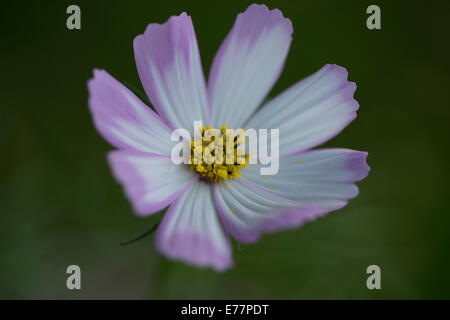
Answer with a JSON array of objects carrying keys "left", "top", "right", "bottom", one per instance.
[{"left": 87, "top": 4, "right": 370, "bottom": 271}]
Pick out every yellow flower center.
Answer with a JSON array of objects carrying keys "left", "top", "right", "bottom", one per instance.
[{"left": 189, "top": 125, "right": 249, "bottom": 183}]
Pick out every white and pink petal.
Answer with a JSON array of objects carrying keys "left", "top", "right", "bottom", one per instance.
[
  {"left": 241, "top": 148, "right": 370, "bottom": 225},
  {"left": 134, "top": 12, "right": 209, "bottom": 130},
  {"left": 214, "top": 179, "right": 297, "bottom": 243},
  {"left": 108, "top": 151, "right": 197, "bottom": 216},
  {"left": 88, "top": 69, "right": 173, "bottom": 155},
  {"left": 246, "top": 64, "right": 359, "bottom": 156},
  {"left": 208, "top": 4, "right": 293, "bottom": 129},
  {"left": 155, "top": 182, "right": 233, "bottom": 271}
]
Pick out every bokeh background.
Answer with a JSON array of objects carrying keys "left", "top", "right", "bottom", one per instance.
[{"left": 1, "top": 0, "right": 449, "bottom": 299}]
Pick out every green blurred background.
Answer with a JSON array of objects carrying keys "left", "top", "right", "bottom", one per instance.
[{"left": 1, "top": 0, "right": 449, "bottom": 299}]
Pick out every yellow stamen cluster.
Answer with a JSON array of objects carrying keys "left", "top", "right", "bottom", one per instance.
[{"left": 189, "top": 125, "right": 249, "bottom": 183}]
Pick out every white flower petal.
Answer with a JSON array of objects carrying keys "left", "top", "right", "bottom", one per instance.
[
  {"left": 242, "top": 148, "right": 370, "bottom": 210},
  {"left": 214, "top": 179, "right": 297, "bottom": 243},
  {"left": 108, "top": 151, "right": 197, "bottom": 216},
  {"left": 156, "top": 182, "right": 233, "bottom": 271},
  {"left": 134, "top": 13, "right": 209, "bottom": 130},
  {"left": 246, "top": 64, "right": 359, "bottom": 156},
  {"left": 208, "top": 4, "right": 293, "bottom": 128},
  {"left": 88, "top": 70, "right": 173, "bottom": 155}
]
